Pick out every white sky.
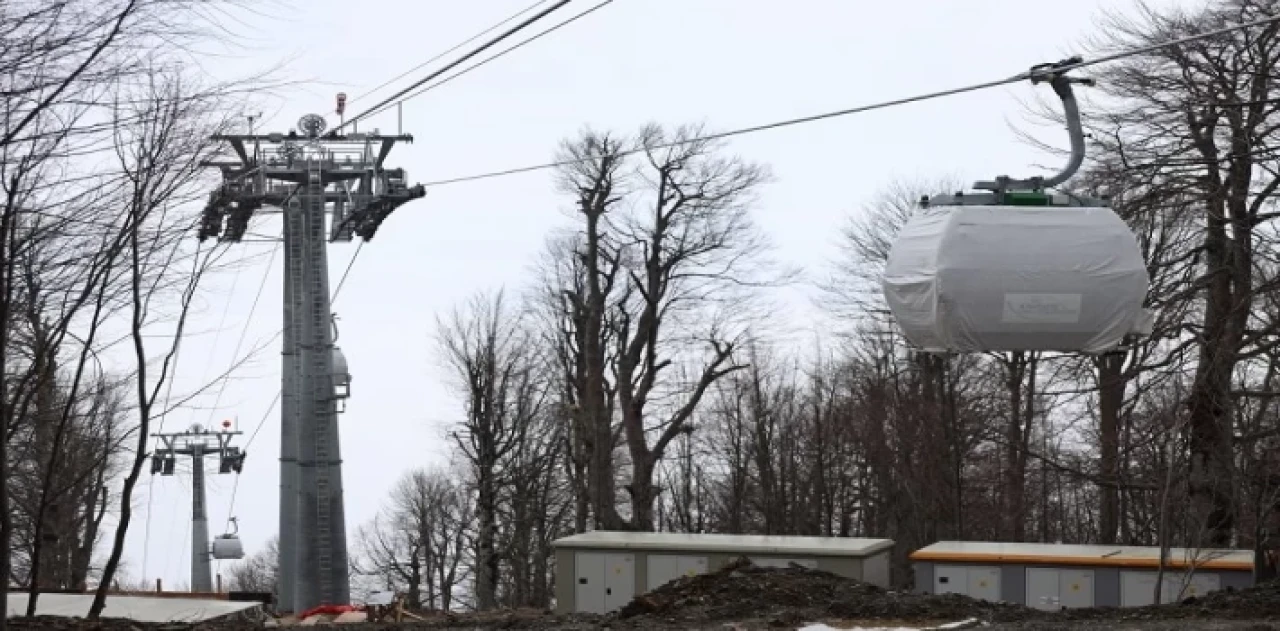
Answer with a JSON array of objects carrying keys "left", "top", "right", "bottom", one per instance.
[{"left": 113, "top": 0, "right": 1193, "bottom": 590}]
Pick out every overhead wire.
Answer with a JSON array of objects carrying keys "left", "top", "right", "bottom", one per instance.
[
  {"left": 191, "top": 247, "right": 249, "bottom": 426},
  {"left": 140, "top": 240, "right": 217, "bottom": 584},
  {"left": 330, "top": 241, "right": 364, "bottom": 303},
  {"left": 358, "top": 0, "right": 616, "bottom": 122},
  {"left": 337, "top": 0, "right": 576, "bottom": 132},
  {"left": 347, "top": 0, "right": 553, "bottom": 105},
  {"left": 410, "top": 12, "right": 1280, "bottom": 188},
  {"left": 203, "top": 242, "right": 281, "bottom": 428},
  {"left": 323, "top": 0, "right": 611, "bottom": 305}
]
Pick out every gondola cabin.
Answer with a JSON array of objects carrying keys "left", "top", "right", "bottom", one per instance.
[
  {"left": 881, "top": 59, "right": 1154, "bottom": 355},
  {"left": 882, "top": 197, "right": 1151, "bottom": 354}
]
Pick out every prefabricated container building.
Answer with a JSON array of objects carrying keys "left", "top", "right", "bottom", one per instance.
[
  {"left": 553, "top": 531, "right": 895, "bottom": 614},
  {"left": 911, "top": 541, "right": 1254, "bottom": 611}
]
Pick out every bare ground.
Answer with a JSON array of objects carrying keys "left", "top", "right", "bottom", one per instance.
[{"left": 8, "top": 559, "right": 1280, "bottom": 630}]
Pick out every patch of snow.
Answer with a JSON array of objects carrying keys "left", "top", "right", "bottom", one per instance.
[
  {"left": 797, "top": 625, "right": 920, "bottom": 631},
  {"left": 797, "top": 619, "right": 981, "bottom": 631}
]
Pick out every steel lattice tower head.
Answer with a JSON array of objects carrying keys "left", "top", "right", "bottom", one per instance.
[
  {"left": 199, "top": 112, "right": 426, "bottom": 611},
  {"left": 151, "top": 421, "right": 247, "bottom": 593}
]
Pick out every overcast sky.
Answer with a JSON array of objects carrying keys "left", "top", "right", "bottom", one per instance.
[{"left": 118, "top": 0, "right": 1192, "bottom": 590}]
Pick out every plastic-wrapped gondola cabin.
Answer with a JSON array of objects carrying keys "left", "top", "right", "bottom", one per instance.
[
  {"left": 911, "top": 541, "right": 1254, "bottom": 610},
  {"left": 882, "top": 58, "right": 1153, "bottom": 355},
  {"left": 552, "top": 531, "right": 894, "bottom": 614}
]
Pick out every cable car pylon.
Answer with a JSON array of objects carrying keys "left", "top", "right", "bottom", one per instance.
[
  {"left": 882, "top": 58, "right": 1154, "bottom": 355},
  {"left": 198, "top": 98, "right": 426, "bottom": 612},
  {"left": 151, "top": 421, "right": 246, "bottom": 593}
]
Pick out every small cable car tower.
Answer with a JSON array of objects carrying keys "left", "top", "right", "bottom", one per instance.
[
  {"left": 883, "top": 58, "right": 1153, "bottom": 354},
  {"left": 198, "top": 102, "right": 425, "bottom": 612},
  {"left": 151, "top": 422, "right": 247, "bottom": 593}
]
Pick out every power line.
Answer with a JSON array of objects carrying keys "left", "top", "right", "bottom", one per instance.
[
  {"left": 338, "top": 0, "right": 576, "bottom": 131},
  {"left": 360, "top": 0, "right": 615, "bottom": 122},
  {"left": 331, "top": 240, "right": 363, "bottom": 302},
  {"left": 348, "top": 0, "right": 552, "bottom": 105},
  {"left": 415, "top": 12, "right": 1280, "bottom": 188},
  {"left": 141, "top": 241, "right": 218, "bottom": 582},
  {"left": 204, "top": 242, "right": 281, "bottom": 427},
  {"left": 188, "top": 247, "right": 247, "bottom": 425}
]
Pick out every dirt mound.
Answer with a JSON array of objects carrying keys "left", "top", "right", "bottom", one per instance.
[
  {"left": 615, "top": 557, "right": 1039, "bottom": 627},
  {"left": 1041, "top": 579, "right": 1280, "bottom": 623}
]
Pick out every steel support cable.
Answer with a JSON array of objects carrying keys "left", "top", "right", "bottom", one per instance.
[
  {"left": 141, "top": 240, "right": 212, "bottom": 584},
  {"left": 336, "top": 0, "right": 576, "bottom": 132},
  {"left": 358, "top": 0, "right": 616, "bottom": 122},
  {"left": 204, "top": 242, "right": 281, "bottom": 427},
  {"left": 191, "top": 247, "right": 248, "bottom": 427},
  {"left": 412, "top": 13, "right": 1280, "bottom": 188},
  {"left": 348, "top": 0, "right": 553, "bottom": 105},
  {"left": 330, "top": 241, "right": 363, "bottom": 303}
]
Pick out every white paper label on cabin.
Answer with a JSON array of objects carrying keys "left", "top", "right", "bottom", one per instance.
[{"left": 1002, "top": 293, "right": 1083, "bottom": 324}]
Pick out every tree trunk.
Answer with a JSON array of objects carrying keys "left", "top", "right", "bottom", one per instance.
[
  {"left": 628, "top": 458, "right": 658, "bottom": 531},
  {"left": 1002, "top": 352, "right": 1034, "bottom": 542},
  {"left": 1185, "top": 190, "right": 1244, "bottom": 547},
  {"left": 1097, "top": 352, "right": 1125, "bottom": 545},
  {"left": 407, "top": 554, "right": 421, "bottom": 610},
  {"left": 0, "top": 196, "right": 16, "bottom": 631},
  {"left": 475, "top": 470, "right": 498, "bottom": 610}
]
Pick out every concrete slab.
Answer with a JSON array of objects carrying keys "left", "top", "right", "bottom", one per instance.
[{"left": 6, "top": 593, "right": 263, "bottom": 623}]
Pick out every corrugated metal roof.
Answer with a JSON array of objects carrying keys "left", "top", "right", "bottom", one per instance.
[
  {"left": 552, "top": 531, "right": 894, "bottom": 557},
  {"left": 910, "top": 541, "right": 1254, "bottom": 571},
  {"left": 5, "top": 594, "right": 263, "bottom": 622}
]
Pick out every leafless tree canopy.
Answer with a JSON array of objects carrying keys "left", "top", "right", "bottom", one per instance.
[
  {"left": 12, "top": 0, "right": 1280, "bottom": 617},
  {"left": 341, "top": 0, "right": 1280, "bottom": 607},
  {"left": 1, "top": 0, "right": 269, "bottom": 624}
]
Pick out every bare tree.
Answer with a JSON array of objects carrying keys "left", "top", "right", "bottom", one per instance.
[
  {"left": 436, "top": 290, "right": 549, "bottom": 609},
  {"left": 1, "top": 1, "right": 267, "bottom": 623},
  {"left": 353, "top": 469, "right": 471, "bottom": 612},
  {"left": 86, "top": 66, "right": 238, "bottom": 619},
  {"left": 546, "top": 124, "right": 782, "bottom": 531},
  {"left": 549, "top": 132, "right": 629, "bottom": 530},
  {"left": 1084, "top": 0, "right": 1280, "bottom": 546},
  {"left": 227, "top": 537, "right": 279, "bottom": 594}
]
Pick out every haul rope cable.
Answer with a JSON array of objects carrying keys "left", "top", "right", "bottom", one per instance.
[
  {"left": 348, "top": 0, "right": 553, "bottom": 105},
  {"left": 405, "top": 13, "right": 1280, "bottom": 188},
  {"left": 322, "top": 2, "right": 596, "bottom": 305},
  {"left": 141, "top": 241, "right": 217, "bottom": 583},
  {"left": 337, "top": 0, "right": 576, "bottom": 131},
  {"left": 357, "top": 0, "right": 616, "bottom": 122},
  {"left": 330, "top": 241, "right": 363, "bottom": 303},
  {"left": 204, "top": 244, "right": 281, "bottom": 428}
]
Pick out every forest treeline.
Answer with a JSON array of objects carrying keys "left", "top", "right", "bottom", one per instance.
[{"left": 306, "top": 0, "right": 1280, "bottom": 611}]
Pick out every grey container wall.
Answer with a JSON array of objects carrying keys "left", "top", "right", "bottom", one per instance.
[
  {"left": 910, "top": 542, "right": 1255, "bottom": 611},
  {"left": 552, "top": 532, "right": 895, "bottom": 615},
  {"left": 913, "top": 561, "right": 1253, "bottom": 609}
]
